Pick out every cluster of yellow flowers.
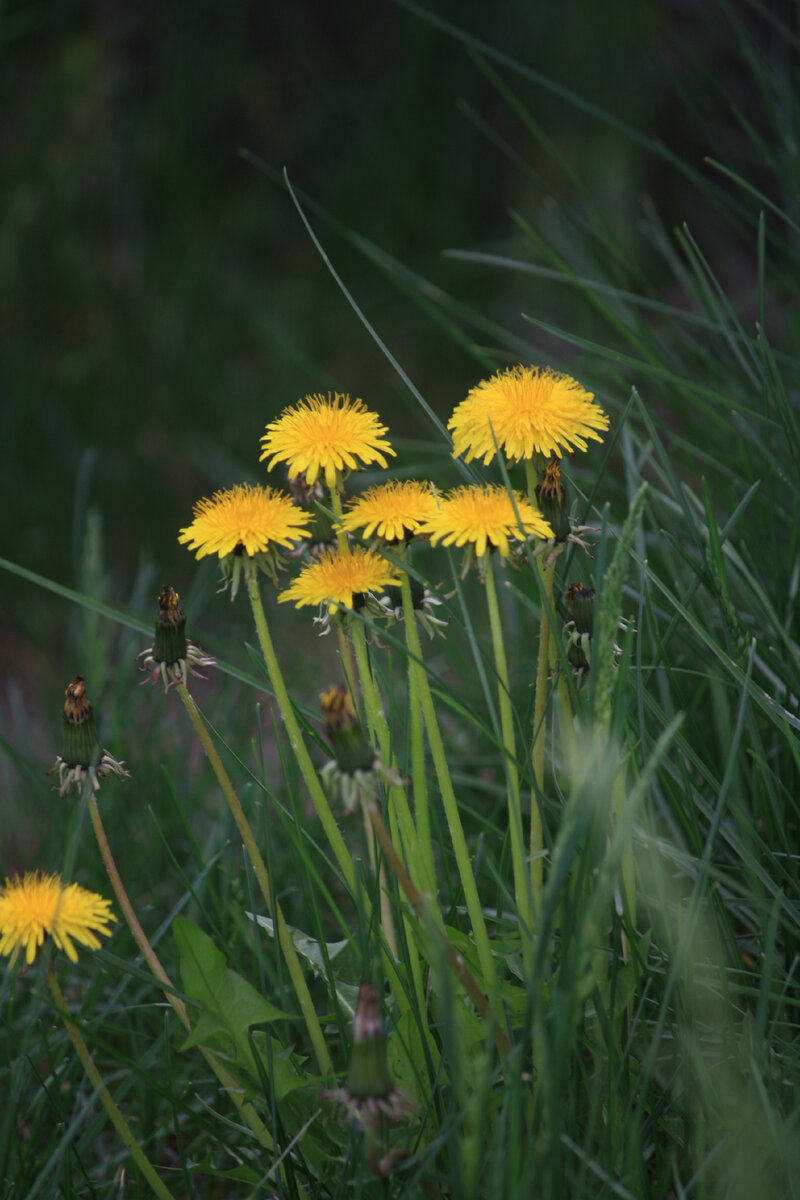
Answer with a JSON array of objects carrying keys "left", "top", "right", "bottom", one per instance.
[
  {"left": 0, "top": 363, "right": 607, "bottom": 970},
  {"left": 176, "top": 364, "right": 608, "bottom": 612}
]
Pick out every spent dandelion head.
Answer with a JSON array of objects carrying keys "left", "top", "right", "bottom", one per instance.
[
  {"left": 178, "top": 483, "right": 311, "bottom": 599},
  {"left": 318, "top": 685, "right": 402, "bottom": 813},
  {"left": 283, "top": 467, "right": 338, "bottom": 557},
  {"left": 138, "top": 585, "right": 215, "bottom": 693},
  {"left": 0, "top": 871, "right": 116, "bottom": 967},
  {"left": 448, "top": 364, "right": 609, "bottom": 465},
  {"left": 340, "top": 480, "right": 439, "bottom": 547},
  {"left": 48, "top": 676, "right": 130, "bottom": 797},
  {"left": 419, "top": 484, "right": 553, "bottom": 573},
  {"left": 322, "top": 980, "right": 415, "bottom": 1130},
  {"left": 535, "top": 457, "right": 571, "bottom": 544},
  {"left": 260, "top": 392, "right": 395, "bottom": 492},
  {"left": 278, "top": 545, "right": 402, "bottom": 621},
  {"left": 563, "top": 582, "right": 596, "bottom": 685},
  {"left": 377, "top": 576, "right": 448, "bottom": 639},
  {"left": 535, "top": 456, "right": 598, "bottom": 566}
]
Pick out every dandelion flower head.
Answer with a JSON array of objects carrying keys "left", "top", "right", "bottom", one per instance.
[
  {"left": 278, "top": 546, "right": 401, "bottom": 614},
  {"left": 0, "top": 872, "right": 116, "bottom": 966},
  {"left": 449, "top": 365, "right": 609, "bottom": 465},
  {"left": 178, "top": 483, "right": 311, "bottom": 560},
  {"left": 420, "top": 485, "right": 553, "bottom": 559},
  {"left": 340, "top": 479, "right": 439, "bottom": 543},
  {"left": 260, "top": 393, "right": 395, "bottom": 490}
]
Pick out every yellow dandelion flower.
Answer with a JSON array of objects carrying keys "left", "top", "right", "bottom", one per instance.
[
  {"left": 448, "top": 365, "right": 609, "bottom": 465},
  {"left": 420, "top": 485, "right": 553, "bottom": 559},
  {"left": 178, "top": 483, "right": 310, "bottom": 560},
  {"left": 278, "top": 546, "right": 402, "bottom": 614},
  {"left": 260, "top": 393, "right": 395, "bottom": 490},
  {"left": 0, "top": 872, "right": 116, "bottom": 966},
  {"left": 340, "top": 480, "right": 439, "bottom": 543}
]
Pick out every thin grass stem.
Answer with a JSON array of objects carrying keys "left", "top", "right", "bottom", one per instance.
[
  {"left": 482, "top": 553, "right": 533, "bottom": 968},
  {"left": 244, "top": 563, "right": 355, "bottom": 890},
  {"left": 527, "top": 458, "right": 555, "bottom": 913},
  {"left": 399, "top": 571, "right": 437, "bottom": 894},
  {"left": 48, "top": 967, "right": 178, "bottom": 1200},
  {"left": 395, "top": 583, "right": 497, "bottom": 995},
  {"left": 87, "top": 794, "right": 275, "bottom": 1147},
  {"left": 176, "top": 683, "right": 333, "bottom": 1077},
  {"left": 363, "top": 801, "right": 511, "bottom": 1057}
]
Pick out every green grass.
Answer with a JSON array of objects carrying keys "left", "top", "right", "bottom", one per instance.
[{"left": 2, "top": 3, "right": 800, "bottom": 1197}]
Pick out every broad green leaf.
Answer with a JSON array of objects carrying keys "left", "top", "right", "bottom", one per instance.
[
  {"left": 174, "top": 916, "right": 295, "bottom": 1087},
  {"left": 249, "top": 913, "right": 360, "bottom": 1018}
]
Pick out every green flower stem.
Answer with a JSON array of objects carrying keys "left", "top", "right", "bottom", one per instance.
[
  {"left": 244, "top": 563, "right": 409, "bottom": 1014},
  {"left": 350, "top": 620, "right": 419, "bottom": 957},
  {"left": 556, "top": 664, "right": 578, "bottom": 769},
  {"left": 350, "top": 620, "right": 432, "bottom": 892},
  {"left": 327, "top": 490, "right": 360, "bottom": 698},
  {"left": 245, "top": 564, "right": 355, "bottom": 890},
  {"left": 48, "top": 969, "right": 177, "bottom": 1200},
  {"left": 360, "top": 792, "right": 399, "bottom": 960},
  {"left": 329, "top": 486, "right": 347, "bottom": 550},
  {"left": 525, "top": 457, "right": 558, "bottom": 914},
  {"left": 482, "top": 554, "right": 533, "bottom": 968},
  {"left": 337, "top": 624, "right": 358, "bottom": 701},
  {"left": 87, "top": 795, "right": 274, "bottom": 1148},
  {"left": 529, "top": 556, "right": 554, "bottom": 913},
  {"left": 398, "top": 584, "right": 497, "bottom": 996},
  {"left": 399, "top": 572, "right": 437, "bottom": 896},
  {"left": 364, "top": 801, "right": 511, "bottom": 1057},
  {"left": 176, "top": 683, "right": 333, "bottom": 1078},
  {"left": 613, "top": 764, "right": 636, "bottom": 932}
]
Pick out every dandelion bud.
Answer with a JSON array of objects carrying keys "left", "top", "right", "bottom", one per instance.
[
  {"left": 378, "top": 576, "right": 448, "bottom": 639},
  {"left": 347, "top": 982, "right": 396, "bottom": 1100},
  {"left": 61, "top": 675, "right": 101, "bottom": 769},
  {"left": 322, "top": 981, "right": 414, "bottom": 1130},
  {"left": 535, "top": 458, "right": 571, "bottom": 544},
  {"left": 48, "top": 676, "right": 130, "bottom": 796},
  {"left": 563, "top": 583, "right": 595, "bottom": 682},
  {"left": 138, "top": 585, "right": 215, "bottom": 693},
  {"left": 566, "top": 583, "right": 595, "bottom": 634},
  {"left": 154, "top": 584, "right": 187, "bottom": 658},
  {"left": 319, "top": 686, "right": 403, "bottom": 813},
  {"left": 287, "top": 467, "right": 325, "bottom": 507},
  {"left": 321, "top": 685, "right": 375, "bottom": 776}
]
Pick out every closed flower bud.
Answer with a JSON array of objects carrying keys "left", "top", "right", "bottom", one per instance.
[
  {"left": 322, "top": 981, "right": 414, "bottom": 1131},
  {"left": 377, "top": 576, "right": 448, "bottom": 639},
  {"left": 138, "top": 585, "right": 215, "bottom": 693},
  {"left": 319, "top": 686, "right": 403, "bottom": 813},
  {"left": 566, "top": 583, "right": 595, "bottom": 634},
  {"left": 535, "top": 457, "right": 571, "bottom": 544},
  {"left": 48, "top": 676, "right": 130, "bottom": 796}
]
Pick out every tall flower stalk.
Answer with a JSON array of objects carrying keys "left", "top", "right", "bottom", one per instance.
[
  {"left": 50, "top": 671, "right": 277, "bottom": 1146},
  {"left": 398, "top": 571, "right": 437, "bottom": 894},
  {"left": 482, "top": 551, "right": 533, "bottom": 966},
  {"left": 420, "top": 483, "right": 553, "bottom": 976},
  {"left": 447, "top": 366, "right": 608, "bottom": 919},
  {"left": 246, "top": 562, "right": 356, "bottom": 891},
  {"left": 397, "top": 567, "right": 496, "bottom": 987}
]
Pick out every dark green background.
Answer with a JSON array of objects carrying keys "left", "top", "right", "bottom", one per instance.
[{"left": 1, "top": 1, "right": 763, "bottom": 575}]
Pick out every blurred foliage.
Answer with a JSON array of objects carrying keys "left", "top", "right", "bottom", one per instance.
[{"left": 1, "top": 0, "right": 779, "bottom": 588}]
